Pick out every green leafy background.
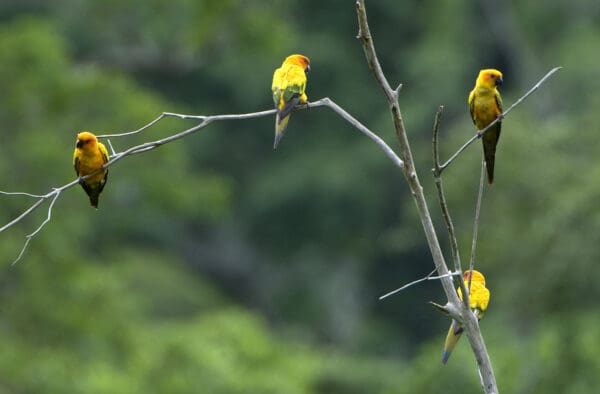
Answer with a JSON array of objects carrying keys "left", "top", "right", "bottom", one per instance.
[{"left": 0, "top": 1, "right": 599, "bottom": 392}]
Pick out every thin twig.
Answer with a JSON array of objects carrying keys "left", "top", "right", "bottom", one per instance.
[
  {"left": 95, "top": 113, "right": 170, "bottom": 138},
  {"left": 1, "top": 98, "right": 404, "bottom": 264},
  {"left": 0, "top": 191, "right": 45, "bottom": 198},
  {"left": 468, "top": 156, "right": 486, "bottom": 286},
  {"left": 95, "top": 109, "right": 277, "bottom": 139},
  {"left": 0, "top": 197, "right": 48, "bottom": 233},
  {"left": 431, "top": 106, "right": 470, "bottom": 308},
  {"left": 432, "top": 107, "right": 461, "bottom": 272},
  {"left": 10, "top": 192, "right": 61, "bottom": 265},
  {"left": 379, "top": 269, "right": 460, "bottom": 300},
  {"left": 432, "top": 106, "right": 444, "bottom": 175},
  {"left": 439, "top": 66, "right": 562, "bottom": 172},
  {"left": 429, "top": 300, "right": 462, "bottom": 320},
  {"left": 106, "top": 139, "right": 117, "bottom": 156}
]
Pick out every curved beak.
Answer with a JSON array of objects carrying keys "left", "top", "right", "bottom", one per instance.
[
  {"left": 76, "top": 140, "right": 83, "bottom": 148},
  {"left": 495, "top": 77, "right": 503, "bottom": 87}
]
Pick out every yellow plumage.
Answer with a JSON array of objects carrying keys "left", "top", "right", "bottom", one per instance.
[
  {"left": 468, "top": 69, "right": 503, "bottom": 183},
  {"left": 441, "top": 270, "right": 490, "bottom": 364},
  {"left": 73, "top": 131, "right": 109, "bottom": 208},
  {"left": 271, "top": 54, "right": 310, "bottom": 149}
]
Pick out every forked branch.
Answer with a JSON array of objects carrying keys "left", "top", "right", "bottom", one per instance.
[
  {"left": 356, "top": 0, "right": 497, "bottom": 392},
  {"left": 1, "top": 98, "right": 403, "bottom": 265},
  {"left": 355, "top": 0, "right": 458, "bottom": 299}
]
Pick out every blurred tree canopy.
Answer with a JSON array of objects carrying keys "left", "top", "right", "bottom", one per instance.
[{"left": 0, "top": 0, "right": 599, "bottom": 392}]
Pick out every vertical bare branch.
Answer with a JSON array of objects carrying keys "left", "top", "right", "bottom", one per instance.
[
  {"left": 469, "top": 158, "right": 486, "bottom": 281},
  {"left": 355, "top": 0, "right": 457, "bottom": 300},
  {"left": 432, "top": 107, "right": 461, "bottom": 272},
  {"left": 356, "top": 1, "right": 497, "bottom": 392},
  {"left": 432, "top": 106, "right": 470, "bottom": 309}
]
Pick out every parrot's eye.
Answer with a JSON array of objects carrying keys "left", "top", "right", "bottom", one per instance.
[{"left": 489, "top": 74, "right": 495, "bottom": 79}]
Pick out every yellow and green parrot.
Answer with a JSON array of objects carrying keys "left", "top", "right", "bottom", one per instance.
[
  {"left": 441, "top": 270, "right": 490, "bottom": 364},
  {"left": 73, "top": 131, "right": 109, "bottom": 208},
  {"left": 468, "top": 69, "right": 503, "bottom": 183},
  {"left": 271, "top": 54, "right": 311, "bottom": 149}
]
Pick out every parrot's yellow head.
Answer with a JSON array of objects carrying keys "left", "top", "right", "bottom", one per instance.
[
  {"left": 464, "top": 270, "right": 486, "bottom": 285},
  {"left": 76, "top": 131, "right": 99, "bottom": 151},
  {"left": 283, "top": 54, "right": 311, "bottom": 73},
  {"left": 476, "top": 69, "right": 503, "bottom": 89}
]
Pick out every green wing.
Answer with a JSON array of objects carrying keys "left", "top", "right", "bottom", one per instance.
[
  {"left": 97, "top": 142, "right": 109, "bottom": 193},
  {"left": 495, "top": 89, "right": 503, "bottom": 113},
  {"left": 74, "top": 156, "right": 80, "bottom": 175},
  {"left": 468, "top": 89, "right": 476, "bottom": 126},
  {"left": 278, "top": 90, "right": 302, "bottom": 122}
]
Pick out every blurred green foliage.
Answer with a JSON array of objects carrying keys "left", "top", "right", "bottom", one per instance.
[{"left": 0, "top": 0, "right": 599, "bottom": 392}]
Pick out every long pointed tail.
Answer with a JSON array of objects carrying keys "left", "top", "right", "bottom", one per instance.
[
  {"left": 483, "top": 148, "right": 495, "bottom": 184},
  {"left": 442, "top": 319, "right": 463, "bottom": 364},
  {"left": 482, "top": 124, "right": 500, "bottom": 184},
  {"left": 273, "top": 113, "right": 290, "bottom": 149},
  {"left": 80, "top": 181, "right": 100, "bottom": 209},
  {"left": 88, "top": 192, "right": 100, "bottom": 208}
]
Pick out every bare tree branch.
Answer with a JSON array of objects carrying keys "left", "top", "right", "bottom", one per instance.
[
  {"left": 317, "top": 98, "right": 404, "bottom": 169},
  {"left": 95, "top": 109, "right": 277, "bottom": 139},
  {"left": 1, "top": 98, "right": 403, "bottom": 264},
  {"left": 432, "top": 106, "right": 463, "bottom": 274},
  {"left": 0, "top": 191, "right": 45, "bottom": 198},
  {"left": 98, "top": 99, "right": 404, "bottom": 168},
  {"left": 10, "top": 192, "right": 60, "bottom": 266},
  {"left": 356, "top": 1, "right": 497, "bottom": 392},
  {"left": 355, "top": 0, "right": 457, "bottom": 299},
  {"left": 429, "top": 300, "right": 462, "bottom": 320},
  {"left": 432, "top": 106, "right": 471, "bottom": 309},
  {"left": 439, "top": 66, "right": 562, "bottom": 173},
  {"left": 95, "top": 112, "right": 179, "bottom": 138},
  {"left": 379, "top": 268, "right": 461, "bottom": 300},
  {"left": 0, "top": 5, "right": 560, "bottom": 392},
  {"left": 0, "top": 196, "right": 48, "bottom": 234},
  {"left": 106, "top": 139, "right": 117, "bottom": 156},
  {"left": 469, "top": 158, "right": 486, "bottom": 282}
]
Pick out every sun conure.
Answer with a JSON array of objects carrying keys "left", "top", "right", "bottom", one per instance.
[
  {"left": 468, "top": 69, "right": 503, "bottom": 183},
  {"left": 442, "top": 270, "right": 490, "bottom": 364},
  {"left": 271, "top": 54, "right": 311, "bottom": 149},
  {"left": 73, "top": 131, "right": 109, "bottom": 208}
]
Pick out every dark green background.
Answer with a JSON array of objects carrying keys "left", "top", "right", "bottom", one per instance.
[{"left": 0, "top": 1, "right": 598, "bottom": 392}]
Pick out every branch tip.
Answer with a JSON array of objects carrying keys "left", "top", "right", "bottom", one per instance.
[
  {"left": 441, "top": 66, "right": 562, "bottom": 171},
  {"left": 429, "top": 301, "right": 450, "bottom": 315},
  {"left": 394, "top": 83, "right": 403, "bottom": 95}
]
